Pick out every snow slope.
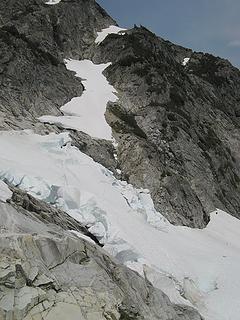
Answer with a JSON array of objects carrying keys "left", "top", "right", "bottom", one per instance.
[
  {"left": 39, "top": 59, "right": 118, "bottom": 140},
  {"left": 0, "top": 180, "right": 12, "bottom": 202},
  {"left": 0, "top": 130, "right": 239, "bottom": 320},
  {"left": 95, "top": 26, "right": 126, "bottom": 44}
]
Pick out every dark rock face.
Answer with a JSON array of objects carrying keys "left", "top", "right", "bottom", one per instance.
[
  {"left": 0, "top": 25, "right": 82, "bottom": 130},
  {"left": 0, "top": 0, "right": 115, "bottom": 59},
  {"left": 92, "top": 26, "right": 240, "bottom": 227},
  {"left": 70, "top": 129, "right": 117, "bottom": 173}
]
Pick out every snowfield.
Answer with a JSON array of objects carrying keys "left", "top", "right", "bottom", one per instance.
[
  {"left": 0, "top": 130, "right": 239, "bottom": 320},
  {"left": 39, "top": 59, "right": 118, "bottom": 140},
  {"left": 95, "top": 25, "right": 126, "bottom": 44}
]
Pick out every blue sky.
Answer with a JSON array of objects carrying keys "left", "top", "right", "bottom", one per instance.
[{"left": 97, "top": 0, "right": 240, "bottom": 68}]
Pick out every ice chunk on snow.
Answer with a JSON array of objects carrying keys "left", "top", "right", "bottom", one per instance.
[
  {"left": 0, "top": 180, "right": 12, "bottom": 202},
  {"left": 39, "top": 60, "right": 118, "bottom": 140},
  {"left": 95, "top": 25, "right": 126, "bottom": 44},
  {"left": 45, "top": 0, "right": 61, "bottom": 5},
  {"left": 182, "top": 57, "right": 190, "bottom": 66}
]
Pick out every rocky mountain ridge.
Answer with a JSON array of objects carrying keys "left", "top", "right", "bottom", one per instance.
[{"left": 92, "top": 26, "right": 240, "bottom": 227}]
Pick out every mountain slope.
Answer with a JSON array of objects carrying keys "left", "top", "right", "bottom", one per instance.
[
  {"left": 0, "top": 1, "right": 239, "bottom": 320},
  {"left": 92, "top": 26, "right": 240, "bottom": 227}
]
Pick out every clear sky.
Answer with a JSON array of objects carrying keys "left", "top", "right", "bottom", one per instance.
[{"left": 97, "top": 0, "right": 240, "bottom": 68}]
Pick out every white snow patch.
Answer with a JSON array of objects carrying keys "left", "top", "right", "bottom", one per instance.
[
  {"left": 95, "top": 25, "right": 126, "bottom": 44},
  {"left": 39, "top": 59, "right": 118, "bottom": 140},
  {"left": 45, "top": 0, "right": 61, "bottom": 5},
  {"left": 182, "top": 57, "right": 190, "bottom": 66},
  {"left": 70, "top": 230, "right": 95, "bottom": 244},
  {"left": 0, "top": 180, "right": 12, "bottom": 202},
  {"left": 0, "top": 130, "right": 239, "bottom": 320}
]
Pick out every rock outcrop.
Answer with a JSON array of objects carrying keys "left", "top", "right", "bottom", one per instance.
[{"left": 92, "top": 26, "right": 240, "bottom": 227}]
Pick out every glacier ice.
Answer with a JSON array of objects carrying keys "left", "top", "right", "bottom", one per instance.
[{"left": 0, "top": 130, "right": 239, "bottom": 320}]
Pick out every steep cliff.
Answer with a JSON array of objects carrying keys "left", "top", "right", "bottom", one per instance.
[{"left": 92, "top": 26, "right": 240, "bottom": 227}]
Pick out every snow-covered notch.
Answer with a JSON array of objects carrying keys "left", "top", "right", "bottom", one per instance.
[{"left": 95, "top": 25, "right": 126, "bottom": 44}]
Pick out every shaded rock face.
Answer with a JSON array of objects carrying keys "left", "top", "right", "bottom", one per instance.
[
  {"left": 92, "top": 26, "right": 240, "bottom": 227},
  {"left": 0, "top": 188, "right": 202, "bottom": 320},
  {"left": 0, "top": 0, "right": 115, "bottom": 59}
]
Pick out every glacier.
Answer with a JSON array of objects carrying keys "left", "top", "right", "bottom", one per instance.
[{"left": 0, "top": 130, "right": 239, "bottom": 320}]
